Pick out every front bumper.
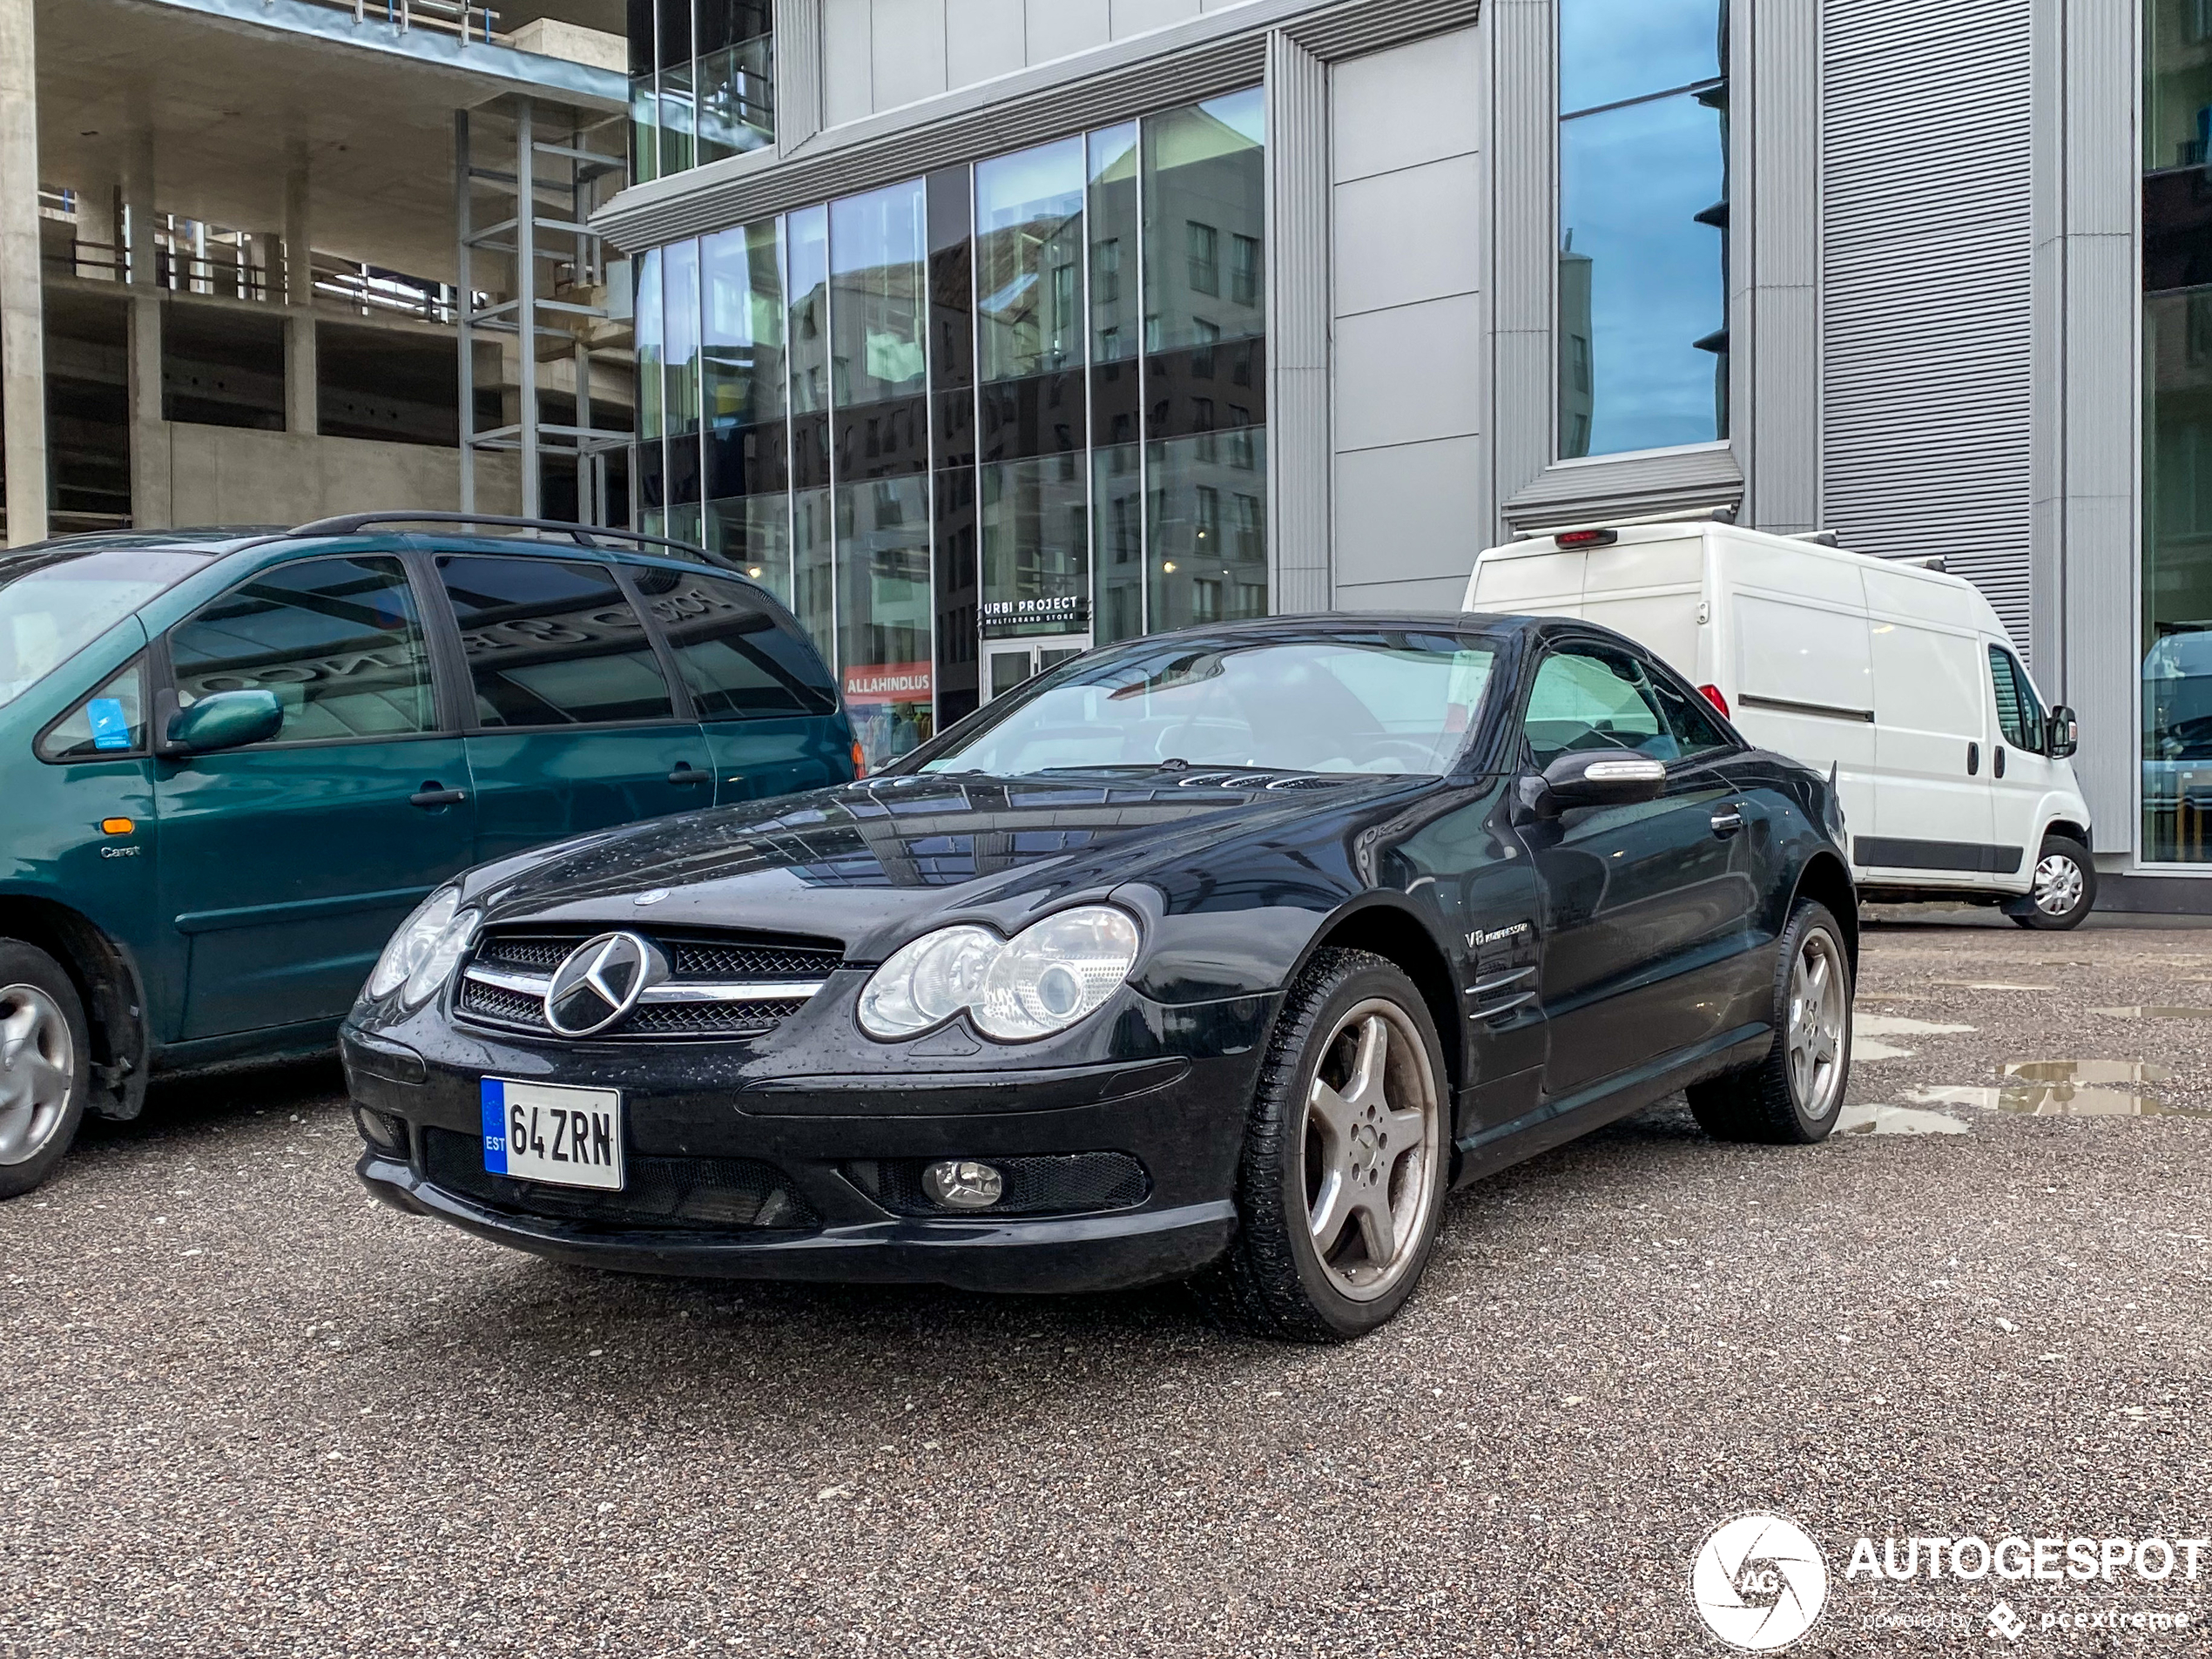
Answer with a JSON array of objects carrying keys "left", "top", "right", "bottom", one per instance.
[{"left": 342, "top": 992, "right": 1269, "bottom": 1294}]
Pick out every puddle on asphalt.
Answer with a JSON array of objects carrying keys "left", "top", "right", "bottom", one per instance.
[
  {"left": 1837, "top": 1104, "right": 1971, "bottom": 1136},
  {"left": 1856, "top": 1015, "right": 1976, "bottom": 1038},
  {"left": 1857, "top": 1039, "right": 1916, "bottom": 1062},
  {"left": 1936, "top": 979, "right": 2058, "bottom": 992},
  {"left": 1905, "top": 1060, "right": 2204, "bottom": 1119},
  {"left": 2092, "top": 1006, "right": 2212, "bottom": 1022}
]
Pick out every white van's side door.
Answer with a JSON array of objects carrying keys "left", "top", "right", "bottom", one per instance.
[
  {"left": 1865, "top": 620, "right": 1997, "bottom": 884},
  {"left": 1985, "top": 638, "right": 2053, "bottom": 885}
]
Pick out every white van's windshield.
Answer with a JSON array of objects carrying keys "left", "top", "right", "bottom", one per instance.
[{"left": 0, "top": 547, "right": 210, "bottom": 706}]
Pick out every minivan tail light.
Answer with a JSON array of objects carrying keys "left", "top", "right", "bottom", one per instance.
[
  {"left": 850, "top": 739, "right": 867, "bottom": 779},
  {"left": 1697, "top": 684, "right": 1730, "bottom": 718}
]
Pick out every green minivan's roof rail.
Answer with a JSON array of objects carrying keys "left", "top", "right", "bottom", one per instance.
[{"left": 282, "top": 511, "right": 713, "bottom": 563}]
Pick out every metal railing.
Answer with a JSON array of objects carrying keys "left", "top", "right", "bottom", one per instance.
[{"left": 339, "top": 0, "right": 501, "bottom": 45}]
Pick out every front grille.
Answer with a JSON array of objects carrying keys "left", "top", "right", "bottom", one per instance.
[
  {"left": 455, "top": 926, "right": 840, "bottom": 1042},
  {"left": 845, "top": 1152, "right": 1151, "bottom": 1219},
  {"left": 421, "top": 1129, "right": 819, "bottom": 1232}
]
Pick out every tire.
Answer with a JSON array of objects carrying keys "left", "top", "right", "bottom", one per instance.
[
  {"left": 1194, "top": 948, "right": 1451, "bottom": 1342},
  {"left": 1687, "top": 900, "right": 1851, "bottom": 1146},
  {"left": 2008, "top": 834, "right": 2095, "bottom": 931},
  {"left": 0, "top": 941, "right": 91, "bottom": 1200}
]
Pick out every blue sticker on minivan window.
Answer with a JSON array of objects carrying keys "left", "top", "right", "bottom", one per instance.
[{"left": 86, "top": 698, "right": 131, "bottom": 751}]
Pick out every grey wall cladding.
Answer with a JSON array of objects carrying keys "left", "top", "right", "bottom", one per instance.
[
  {"left": 1820, "top": 0, "right": 2035, "bottom": 650},
  {"left": 1328, "top": 24, "right": 1487, "bottom": 613}
]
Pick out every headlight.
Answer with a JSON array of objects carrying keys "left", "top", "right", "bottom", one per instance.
[
  {"left": 857, "top": 906, "right": 1141, "bottom": 1042},
  {"left": 365, "top": 887, "right": 478, "bottom": 1008}
]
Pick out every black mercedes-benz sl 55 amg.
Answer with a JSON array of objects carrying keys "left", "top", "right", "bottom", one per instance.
[{"left": 344, "top": 613, "right": 1856, "bottom": 1340}]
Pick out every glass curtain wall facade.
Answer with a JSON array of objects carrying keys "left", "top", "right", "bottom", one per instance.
[
  {"left": 1556, "top": 0, "right": 1729, "bottom": 458},
  {"left": 2145, "top": 1, "right": 2212, "bottom": 861},
  {"left": 632, "top": 87, "right": 1268, "bottom": 769},
  {"left": 630, "top": 0, "right": 774, "bottom": 184}
]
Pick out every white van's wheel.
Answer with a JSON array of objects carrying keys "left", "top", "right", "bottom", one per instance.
[{"left": 2010, "top": 834, "right": 2095, "bottom": 931}]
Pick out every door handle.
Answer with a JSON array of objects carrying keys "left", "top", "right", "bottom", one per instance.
[
  {"left": 1710, "top": 806, "right": 1744, "bottom": 837},
  {"left": 409, "top": 783, "right": 467, "bottom": 809},
  {"left": 1966, "top": 742, "right": 1980, "bottom": 776},
  {"left": 669, "top": 763, "right": 708, "bottom": 787},
  {"left": 1994, "top": 746, "right": 2006, "bottom": 779}
]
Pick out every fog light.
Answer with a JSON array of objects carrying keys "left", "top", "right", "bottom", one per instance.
[
  {"left": 353, "top": 1106, "right": 408, "bottom": 1156},
  {"left": 922, "top": 1159, "right": 1005, "bottom": 1211}
]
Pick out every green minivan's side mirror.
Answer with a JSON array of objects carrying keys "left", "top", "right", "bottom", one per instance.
[
  {"left": 2046, "top": 705, "right": 2080, "bottom": 760},
  {"left": 165, "top": 689, "right": 284, "bottom": 755}
]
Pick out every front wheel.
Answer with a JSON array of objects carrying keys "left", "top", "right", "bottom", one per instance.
[
  {"left": 1687, "top": 900, "right": 1851, "bottom": 1145},
  {"left": 2009, "top": 834, "right": 2095, "bottom": 930},
  {"left": 1194, "top": 949, "right": 1450, "bottom": 1342},
  {"left": 0, "top": 941, "right": 91, "bottom": 1199}
]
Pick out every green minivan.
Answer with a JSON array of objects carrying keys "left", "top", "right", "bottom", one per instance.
[{"left": 0, "top": 514, "right": 857, "bottom": 1197}]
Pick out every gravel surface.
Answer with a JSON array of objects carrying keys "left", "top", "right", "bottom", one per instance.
[{"left": 3, "top": 911, "right": 2208, "bottom": 1656}]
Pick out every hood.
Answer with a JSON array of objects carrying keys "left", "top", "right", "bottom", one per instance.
[{"left": 463, "top": 769, "right": 1422, "bottom": 959}]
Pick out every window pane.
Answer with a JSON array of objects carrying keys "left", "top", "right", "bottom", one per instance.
[
  {"left": 1649, "top": 670, "right": 1733, "bottom": 757},
  {"left": 1560, "top": 0, "right": 1723, "bottom": 115},
  {"left": 707, "top": 492, "right": 792, "bottom": 602},
  {"left": 1146, "top": 430, "right": 1267, "bottom": 633},
  {"left": 1142, "top": 89, "right": 1264, "bottom": 357},
  {"left": 836, "top": 474, "right": 934, "bottom": 766},
  {"left": 1523, "top": 650, "right": 1672, "bottom": 762},
  {"left": 1989, "top": 646, "right": 2041, "bottom": 752},
  {"left": 636, "top": 246, "right": 664, "bottom": 441},
  {"left": 1088, "top": 124, "right": 1139, "bottom": 366},
  {"left": 981, "top": 456, "right": 1089, "bottom": 641},
  {"left": 1093, "top": 438, "right": 1146, "bottom": 644},
  {"left": 632, "top": 567, "right": 836, "bottom": 719},
  {"left": 703, "top": 219, "right": 786, "bottom": 428},
  {"left": 976, "top": 138, "right": 1086, "bottom": 384},
  {"left": 664, "top": 238, "right": 702, "bottom": 436},
  {"left": 437, "top": 556, "right": 676, "bottom": 729},
  {"left": 792, "top": 485, "right": 835, "bottom": 657},
  {"left": 696, "top": 1, "right": 774, "bottom": 163},
  {"left": 170, "top": 556, "right": 435, "bottom": 743},
  {"left": 38, "top": 658, "right": 147, "bottom": 761},
  {"left": 830, "top": 182, "right": 927, "bottom": 410},
  {"left": 1559, "top": 89, "right": 1727, "bottom": 456},
  {"left": 788, "top": 206, "right": 831, "bottom": 416}
]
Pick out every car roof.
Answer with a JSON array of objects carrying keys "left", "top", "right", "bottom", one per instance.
[{"left": 1180, "top": 610, "right": 1594, "bottom": 641}]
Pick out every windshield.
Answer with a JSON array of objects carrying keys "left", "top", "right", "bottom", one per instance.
[
  {"left": 921, "top": 631, "right": 1501, "bottom": 778},
  {"left": 0, "top": 548, "right": 210, "bottom": 706}
]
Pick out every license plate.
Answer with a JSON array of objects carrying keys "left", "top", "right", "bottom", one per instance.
[{"left": 481, "top": 1078, "right": 624, "bottom": 1191}]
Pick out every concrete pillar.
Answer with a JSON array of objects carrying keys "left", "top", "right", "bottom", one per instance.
[
  {"left": 282, "top": 144, "right": 315, "bottom": 436},
  {"left": 0, "top": 0, "right": 47, "bottom": 544},
  {"left": 127, "top": 292, "right": 169, "bottom": 528}
]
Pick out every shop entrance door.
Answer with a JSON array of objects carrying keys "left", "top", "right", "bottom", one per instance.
[{"left": 984, "top": 637, "right": 1091, "bottom": 703}]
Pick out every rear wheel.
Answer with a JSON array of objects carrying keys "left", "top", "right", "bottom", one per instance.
[
  {"left": 0, "top": 941, "right": 91, "bottom": 1199},
  {"left": 1195, "top": 949, "right": 1449, "bottom": 1342},
  {"left": 2009, "top": 834, "right": 2094, "bottom": 930},
  {"left": 1687, "top": 900, "right": 1851, "bottom": 1145}
]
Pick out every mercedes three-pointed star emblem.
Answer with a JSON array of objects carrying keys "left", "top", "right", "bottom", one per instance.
[{"left": 543, "top": 931, "right": 659, "bottom": 1037}]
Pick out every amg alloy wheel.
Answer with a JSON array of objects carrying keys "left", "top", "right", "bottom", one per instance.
[
  {"left": 1197, "top": 948, "right": 1449, "bottom": 1341},
  {"left": 1687, "top": 900, "right": 1852, "bottom": 1145}
]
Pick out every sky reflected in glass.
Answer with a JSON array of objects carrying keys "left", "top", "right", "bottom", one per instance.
[{"left": 1561, "top": 0, "right": 1723, "bottom": 113}]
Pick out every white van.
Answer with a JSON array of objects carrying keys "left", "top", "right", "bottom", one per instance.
[{"left": 1465, "top": 516, "right": 2096, "bottom": 928}]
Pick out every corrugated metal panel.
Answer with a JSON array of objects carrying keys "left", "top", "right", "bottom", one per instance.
[
  {"left": 1268, "top": 30, "right": 1332, "bottom": 613},
  {"left": 1820, "top": 0, "right": 2035, "bottom": 651}
]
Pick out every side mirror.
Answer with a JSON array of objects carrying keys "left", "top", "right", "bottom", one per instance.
[
  {"left": 165, "top": 689, "right": 284, "bottom": 756},
  {"left": 1518, "top": 751, "right": 1669, "bottom": 818},
  {"left": 2046, "top": 705, "right": 2079, "bottom": 760}
]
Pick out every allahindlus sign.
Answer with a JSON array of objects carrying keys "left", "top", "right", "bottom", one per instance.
[{"left": 843, "top": 661, "right": 934, "bottom": 705}]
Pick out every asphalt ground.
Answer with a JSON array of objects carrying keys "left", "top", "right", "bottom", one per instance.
[{"left": 3, "top": 910, "right": 2208, "bottom": 1657}]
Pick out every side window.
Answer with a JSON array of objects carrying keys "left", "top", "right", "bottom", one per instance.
[
  {"left": 437, "top": 556, "right": 677, "bottom": 729},
  {"left": 1645, "top": 667, "right": 1736, "bottom": 761},
  {"left": 37, "top": 658, "right": 148, "bottom": 761},
  {"left": 1988, "top": 645, "right": 2044, "bottom": 752},
  {"left": 1522, "top": 647, "right": 1675, "bottom": 765},
  {"left": 167, "top": 556, "right": 435, "bottom": 744},
  {"left": 627, "top": 568, "right": 838, "bottom": 720}
]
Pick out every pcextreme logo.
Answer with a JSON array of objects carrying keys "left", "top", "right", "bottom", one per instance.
[{"left": 1689, "top": 1513, "right": 1830, "bottom": 1652}]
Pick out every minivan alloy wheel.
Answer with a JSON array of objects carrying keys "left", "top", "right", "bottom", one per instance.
[
  {"left": 0, "top": 983, "right": 75, "bottom": 1167},
  {"left": 2032, "top": 851, "right": 2085, "bottom": 916},
  {"left": 1786, "top": 930, "right": 1849, "bottom": 1123},
  {"left": 1299, "top": 998, "right": 1442, "bottom": 1302}
]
